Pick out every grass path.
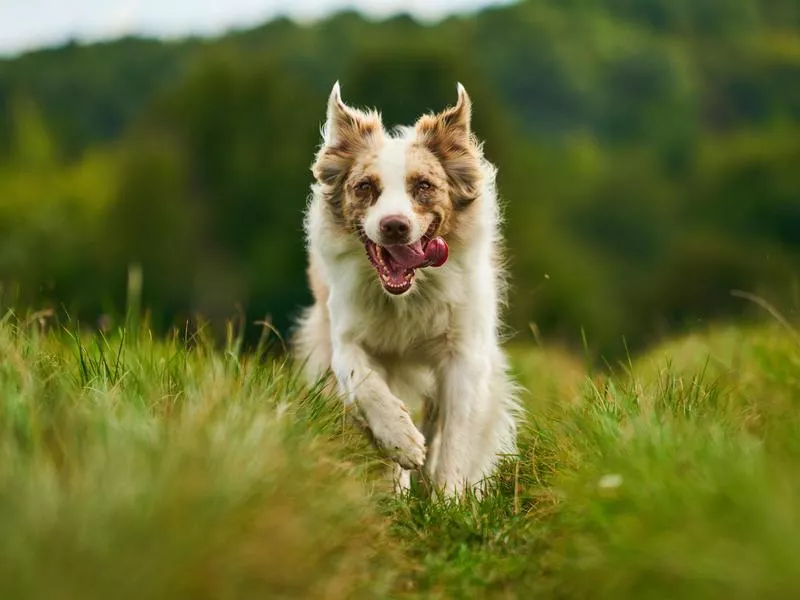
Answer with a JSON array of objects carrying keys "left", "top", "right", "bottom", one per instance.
[{"left": 1, "top": 314, "right": 799, "bottom": 598}]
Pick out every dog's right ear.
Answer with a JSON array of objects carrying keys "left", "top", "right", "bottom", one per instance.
[
  {"left": 320, "top": 82, "right": 382, "bottom": 150},
  {"left": 313, "top": 82, "right": 382, "bottom": 186}
]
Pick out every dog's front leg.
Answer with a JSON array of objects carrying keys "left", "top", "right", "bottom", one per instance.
[
  {"left": 433, "top": 352, "right": 493, "bottom": 495},
  {"left": 331, "top": 341, "right": 426, "bottom": 470}
]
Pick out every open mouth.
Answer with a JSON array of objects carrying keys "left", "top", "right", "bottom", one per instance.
[{"left": 362, "top": 222, "right": 449, "bottom": 295}]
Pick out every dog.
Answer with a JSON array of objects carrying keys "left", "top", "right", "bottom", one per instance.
[{"left": 292, "top": 82, "right": 519, "bottom": 496}]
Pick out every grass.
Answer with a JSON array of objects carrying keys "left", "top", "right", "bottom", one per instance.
[{"left": 1, "top": 312, "right": 800, "bottom": 599}]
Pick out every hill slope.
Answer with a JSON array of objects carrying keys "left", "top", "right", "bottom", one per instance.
[{"left": 1, "top": 0, "right": 799, "bottom": 358}]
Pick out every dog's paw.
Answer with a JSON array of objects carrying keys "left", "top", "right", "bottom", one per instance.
[
  {"left": 372, "top": 410, "right": 426, "bottom": 470},
  {"left": 392, "top": 464, "right": 411, "bottom": 494}
]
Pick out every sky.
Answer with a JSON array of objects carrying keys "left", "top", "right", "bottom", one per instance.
[{"left": 0, "top": 0, "right": 512, "bottom": 56}]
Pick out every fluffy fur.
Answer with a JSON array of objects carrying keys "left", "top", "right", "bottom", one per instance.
[{"left": 292, "top": 82, "right": 520, "bottom": 495}]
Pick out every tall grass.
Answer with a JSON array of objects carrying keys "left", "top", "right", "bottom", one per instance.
[
  {"left": 0, "top": 312, "right": 799, "bottom": 598},
  {"left": 0, "top": 312, "right": 393, "bottom": 599}
]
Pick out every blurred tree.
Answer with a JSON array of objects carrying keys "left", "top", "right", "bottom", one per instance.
[
  {"left": 0, "top": 0, "right": 798, "bottom": 359},
  {"left": 10, "top": 96, "right": 57, "bottom": 168},
  {"left": 112, "top": 54, "right": 324, "bottom": 332}
]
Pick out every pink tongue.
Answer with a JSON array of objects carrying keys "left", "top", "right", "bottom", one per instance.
[
  {"left": 424, "top": 237, "right": 448, "bottom": 267},
  {"left": 384, "top": 240, "right": 425, "bottom": 268},
  {"left": 384, "top": 237, "right": 449, "bottom": 269}
]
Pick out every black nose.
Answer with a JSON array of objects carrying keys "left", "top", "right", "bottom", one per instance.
[{"left": 379, "top": 215, "right": 411, "bottom": 244}]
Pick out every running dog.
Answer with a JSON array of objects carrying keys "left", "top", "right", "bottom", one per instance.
[{"left": 292, "top": 82, "right": 519, "bottom": 495}]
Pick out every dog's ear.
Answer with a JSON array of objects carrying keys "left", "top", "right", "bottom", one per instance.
[
  {"left": 322, "top": 82, "right": 374, "bottom": 147},
  {"left": 313, "top": 82, "right": 382, "bottom": 186},
  {"left": 422, "top": 82, "right": 472, "bottom": 139},
  {"left": 415, "top": 83, "right": 482, "bottom": 209}
]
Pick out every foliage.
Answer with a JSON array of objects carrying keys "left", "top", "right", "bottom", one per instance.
[
  {"left": 0, "top": 0, "right": 799, "bottom": 358},
  {"left": 2, "top": 314, "right": 800, "bottom": 597}
]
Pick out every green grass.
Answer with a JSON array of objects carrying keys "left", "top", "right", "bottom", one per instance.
[{"left": 1, "top": 312, "right": 800, "bottom": 599}]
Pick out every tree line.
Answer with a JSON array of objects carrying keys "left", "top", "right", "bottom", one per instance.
[{"left": 0, "top": 0, "right": 798, "bottom": 359}]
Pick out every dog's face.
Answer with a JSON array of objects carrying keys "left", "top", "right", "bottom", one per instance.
[{"left": 312, "top": 83, "right": 483, "bottom": 295}]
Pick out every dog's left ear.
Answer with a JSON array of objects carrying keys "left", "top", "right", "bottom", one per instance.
[
  {"left": 415, "top": 84, "right": 482, "bottom": 208},
  {"left": 435, "top": 83, "right": 472, "bottom": 135}
]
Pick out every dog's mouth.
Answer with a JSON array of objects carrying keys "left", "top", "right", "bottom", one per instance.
[{"left": 362, "top": 222, "right": 449, "bottom": 295}]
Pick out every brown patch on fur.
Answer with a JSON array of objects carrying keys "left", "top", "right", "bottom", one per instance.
[
  {"left": 404, "top": 144, "right": 453, "bottom": 237},
  {"left": 340, "top": 161, "right": 383, "bottom": 229},
  {"left": 414, "top": 85, "right": 483, "bottom": 210},
  {"left": 306, "top": 254, "right": 329, "bottom": 306},
  {"left": 312, "top": 85, "right": 385, "bottom": 229}
]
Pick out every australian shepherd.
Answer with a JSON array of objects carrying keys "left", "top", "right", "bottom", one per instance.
[{"left": 292, "top": 82, "right": 519, "bottom": 496}]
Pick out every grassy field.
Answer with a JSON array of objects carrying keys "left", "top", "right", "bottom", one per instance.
[{"left": 1, "top": 311, "right": 799, "bottom": 599}]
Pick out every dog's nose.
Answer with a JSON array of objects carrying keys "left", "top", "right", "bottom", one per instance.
[{"left": 379, "top": 215, "right": 411, "bottom": 244}]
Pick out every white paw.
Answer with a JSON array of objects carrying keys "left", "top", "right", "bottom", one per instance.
[
  {"left": 371, "top": 409, "right": 426, "bottom": 469},
  {"left": 430, "top": 467, "right": 485, "bottom": 499},
  {"left": 392, "top": 464, "right": 411, "bottom": 493}
]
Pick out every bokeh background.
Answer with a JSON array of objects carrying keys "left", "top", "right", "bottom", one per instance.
[{"left": 1, "top": 0, "right": 798, "bottom": 360}]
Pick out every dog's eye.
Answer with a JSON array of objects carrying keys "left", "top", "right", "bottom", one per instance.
[
  {"left": 416, "top": 180, "right": 433, "bottom": 192},
  {"left": 355, "top": 180, "right": 372, "bottom": 193}
]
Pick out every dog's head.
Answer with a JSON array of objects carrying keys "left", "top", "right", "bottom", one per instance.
[{"left": 312, "top": 82, "right": 483, "bottom": 295}]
